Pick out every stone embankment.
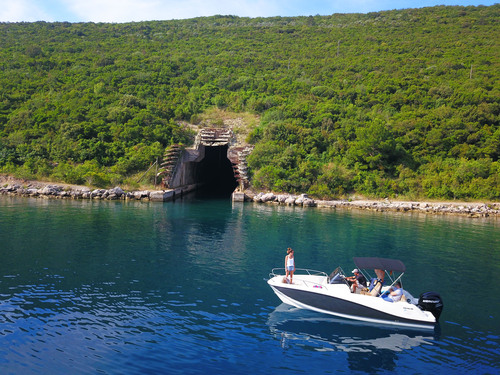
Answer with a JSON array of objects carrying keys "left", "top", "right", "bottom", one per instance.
[
  {"left": 1, "top": 179, "right": 498, "bottom": 217},
  {"left": 0, "top": 183, "right": 170, "bottom": 201},
  {"left": 248, "top": 191, "right": 500, "bottom": 218}
]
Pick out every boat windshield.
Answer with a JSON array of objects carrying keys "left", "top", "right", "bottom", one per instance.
[{"left": 328, "top": 266, "right": 348, "bottom": 285}]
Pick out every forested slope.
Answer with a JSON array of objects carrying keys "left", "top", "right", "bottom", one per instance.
[{"left": 0, "top": 5, "right": 499, "bottom": 199}]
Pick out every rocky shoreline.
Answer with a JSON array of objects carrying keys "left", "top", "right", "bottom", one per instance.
[
  {"left": 0, "top": 181, "right": 168, "bottom": 202},
  {"left": 1, "top": 177, "right": 499, "bottom": 218},
  {"left": 248, "top": 191, "right": 499, "bottom": 218}
]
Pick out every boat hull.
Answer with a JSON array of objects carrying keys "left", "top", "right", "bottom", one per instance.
[{"left": 268, "top": 275, "right": 436, "bottom": 329}]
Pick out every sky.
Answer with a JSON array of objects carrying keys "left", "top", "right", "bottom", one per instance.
[{"left": 0, "top": 0, "right": 497, "bottom": 23}]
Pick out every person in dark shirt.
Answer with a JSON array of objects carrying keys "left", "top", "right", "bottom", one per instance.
[{"left": 345, "top": 268, "right": 367, "bottom": 293}]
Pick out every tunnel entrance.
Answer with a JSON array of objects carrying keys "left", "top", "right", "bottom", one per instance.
[
  {"left": 195, "top": 145, "right": 238, "bottom": 198},
  {"left": 159, "top": 128, "right": 252, "bottom": 200}
]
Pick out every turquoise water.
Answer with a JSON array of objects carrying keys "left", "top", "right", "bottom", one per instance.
[{"left": 0, "top": 195, "right": 499, "bottom": 374}]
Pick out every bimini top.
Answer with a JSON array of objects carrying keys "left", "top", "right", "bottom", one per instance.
[{"left": 353, "top": 257, "right": 406, "bottom": 273}]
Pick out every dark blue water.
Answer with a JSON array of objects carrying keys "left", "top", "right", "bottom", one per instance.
[{"left": 0, "top": 196, "right": 499, "bottom": 374}]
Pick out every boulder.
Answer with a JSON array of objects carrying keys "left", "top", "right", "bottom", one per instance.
[
  {"left": 91, "top": 189, "right": 106, "bottom": 198},
  {"left": 303, "top": 198, "right": 316, "bottom": 207},
  {"left": 277, "top": 195, "right": 288, "bottom": 204},
  {"left": 133, "top": 191, "right": 149, "bottom": 200},
  {"left": 71, "top": 190, "right": 83, "bottom": 199},
  {"left": 261, "top": 192, "right": 276, "bottom": 202},
  {"left": 253, "top": 193, "right": 263, "bottom": 202},
  {"left": 109, "top": 186, "right": 124, "bottom": 197},
  {"left": 26, "top": 188, "right": 39, "bottom": 196},
  {"left": 41, "top": 186, "right": 58, "bottom": 195},
  {"left": 295, "top": 194, "right": 309, "bottom": 206}
]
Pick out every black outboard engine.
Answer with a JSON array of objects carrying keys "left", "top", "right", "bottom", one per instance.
[{"left": 417, "top": 292, "right": 444, "bottom": 321}]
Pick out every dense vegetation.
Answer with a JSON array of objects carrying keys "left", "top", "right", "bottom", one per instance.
[{"left": 0, "top": 5, "right": 499, "bottom": 199}]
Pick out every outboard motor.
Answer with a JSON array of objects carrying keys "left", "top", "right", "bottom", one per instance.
[{"left": 417, "top": 291, "right": 444, "bottom": 321}]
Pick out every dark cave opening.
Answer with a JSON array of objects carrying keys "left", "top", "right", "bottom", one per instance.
[{"left": 194, "top": 145, "right": 238, "bottom": 198}]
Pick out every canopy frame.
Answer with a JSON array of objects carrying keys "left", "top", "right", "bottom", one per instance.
[{"left": 353, "top": 257, "right": 406, "bottom": 290}]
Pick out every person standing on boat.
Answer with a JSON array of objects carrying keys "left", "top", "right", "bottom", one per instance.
[{"left": 285, "top": 248, "right": 295, "bottom": 284}]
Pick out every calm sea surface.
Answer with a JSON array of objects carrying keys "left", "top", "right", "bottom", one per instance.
[{"left": 0, "top": 195, "right": 499, "bottom": 374}]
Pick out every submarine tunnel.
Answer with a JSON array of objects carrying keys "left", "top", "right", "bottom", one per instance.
[{"left": 192, "top": 144, "right": 238, "bottom": 198}]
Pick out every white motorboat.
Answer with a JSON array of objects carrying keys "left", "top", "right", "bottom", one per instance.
[{"left": 267, "top": 257, "right": 443, "bottom": 329}]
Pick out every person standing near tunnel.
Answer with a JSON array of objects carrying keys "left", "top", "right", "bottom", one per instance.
[{"left": 285, "top": 248, "right": 295, "bottom": 284}]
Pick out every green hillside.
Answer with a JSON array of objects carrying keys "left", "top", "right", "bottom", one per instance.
[{"left": 0, "top": 5, "right": 499, "bottom": 199}]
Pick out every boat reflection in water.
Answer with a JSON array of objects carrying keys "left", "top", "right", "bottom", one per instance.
[{"left": 268, "top": 304, "right": 438, "bottom": 372}]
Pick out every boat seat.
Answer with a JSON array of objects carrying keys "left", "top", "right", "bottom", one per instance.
[
  {"left": 369, "top": 281, "right": 382, "bottom": 296},
  {"left": 360, "top": 278, "right": 383, "bottom": 296}
]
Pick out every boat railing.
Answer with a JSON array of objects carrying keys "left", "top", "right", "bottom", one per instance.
[
  {"left": 269, "top": 268, "right": 328, "bottom": 279},
  {"left": 269, "top": 268, "right": 331, "bottom": 289}
]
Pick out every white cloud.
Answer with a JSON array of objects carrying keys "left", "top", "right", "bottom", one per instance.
[
  {"left": 0, "top": 0, "right": 53, "bottom": 22},
  {"left": 0, "top": 0, "right": 397, "bottom": 23},
  {"left": 62, "top": 0, "right": 284, "bottom": 22},
  {"left": 0, "top": 0, "right": 497, "bottom": 23}
]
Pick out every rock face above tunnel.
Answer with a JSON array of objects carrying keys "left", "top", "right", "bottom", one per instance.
[
  {"left": 196, "top": 128, "right": 234, "bottom": 147},
  {"left": 158, "top": 128, "right": 253, "bottom": 197}
]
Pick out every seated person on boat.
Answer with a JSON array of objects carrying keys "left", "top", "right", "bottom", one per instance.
[
  {"left": 381, "top": 282, "right": 403, "bottom": 302},
  {"left": 345, "top": 268, "right": 367, "bottom": 293}
]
